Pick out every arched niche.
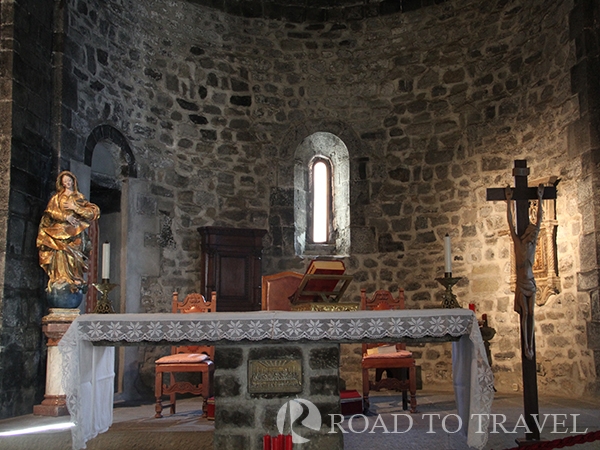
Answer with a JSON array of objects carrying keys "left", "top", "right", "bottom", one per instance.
[
  {"left": 294, "top": 132, "right": 350, "bottom": 257},
  {"left": 85, "top": 125, "right": 137, "bottom": 400},
  {"left": 85, "top": 125, "right": 136, "bottom": 313}
]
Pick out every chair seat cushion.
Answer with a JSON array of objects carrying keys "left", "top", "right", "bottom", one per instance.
[
  {"left": 363, "top": 350, "right": 413, "bottom": 359},
  {"left": 155, "top": 353, "right": 211, "bottom": 364}
]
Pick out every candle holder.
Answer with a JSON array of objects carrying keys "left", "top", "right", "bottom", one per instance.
[
  {"left": 435, "top": 272, "right": 462, "bottom": 309},
  {"left": 92, "top": 279, "right": 117, "bottom": 314}
]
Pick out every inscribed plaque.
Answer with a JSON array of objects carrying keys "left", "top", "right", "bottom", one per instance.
[{"left": 248, "top": 359, "right": 302, "bottom": 394}]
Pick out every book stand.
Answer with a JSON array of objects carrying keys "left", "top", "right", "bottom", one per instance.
[
  {"left": 290, "top": 273, "right": 353, "bottom": 304},
  {"left": 288, "top": 259, "right": 355, "bottom": 311}
]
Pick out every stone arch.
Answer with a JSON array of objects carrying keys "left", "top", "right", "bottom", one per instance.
[
  {"left": 84, "top": 124, "right": 136, "bottom": 178},
  {"left": 279, "top": 119, "right": 372, "bottom": 162},
  {"left": 281, "top": 120, "right": 369, "bottom": 257}
]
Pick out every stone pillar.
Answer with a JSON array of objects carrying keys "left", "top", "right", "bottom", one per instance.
[
  {"left": 33, "top": 308, "right": 80, "bottom": 416},
  {"left": 569, "top": 0, "right": 600, "bottom": 397}
]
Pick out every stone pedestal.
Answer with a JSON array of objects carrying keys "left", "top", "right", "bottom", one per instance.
[
  {"left": 214, "top": 342, "right": 344, "bottom": 450},
  {"left": 33, "top": 308, "right": 80, "bottom": 416}
]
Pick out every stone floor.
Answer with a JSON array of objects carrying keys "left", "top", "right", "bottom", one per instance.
[
  {"left": 343, "top": 391, "right": 600, "bottom": 450},
  {"left": 0, "top": 391, "right": 599, "bottom": 450}
]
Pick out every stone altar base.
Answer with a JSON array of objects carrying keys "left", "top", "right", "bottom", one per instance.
[{"left": 214, "top": 342, "right": 344, "bottom": 450}]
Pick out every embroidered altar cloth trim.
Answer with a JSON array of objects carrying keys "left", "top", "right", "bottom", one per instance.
[{"left": 71, "top": 308, "right": 475, "bottom": 343}]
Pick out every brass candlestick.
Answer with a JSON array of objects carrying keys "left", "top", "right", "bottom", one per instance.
[
  {"left": 435, "top": 272, "right": 462, "bottom": 309},
  {"left": 92, "top": 279, "right": 117, "bottom": 314}
]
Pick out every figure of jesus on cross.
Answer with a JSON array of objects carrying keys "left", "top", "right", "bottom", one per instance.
[
  {"left": 505, "top": 183, "right": 544, "bottom": 360},
  {"left": 487, "top": 159, "right": 557, "bottom": 442}
]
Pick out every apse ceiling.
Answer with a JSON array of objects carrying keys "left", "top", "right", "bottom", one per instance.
[{"left": 184, "top": 0, "right": 447, "bottom": 23}]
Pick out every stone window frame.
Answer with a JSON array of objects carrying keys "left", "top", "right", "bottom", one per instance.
[{"left": 294, "top": 132, "right": 350, "bottom": 257}]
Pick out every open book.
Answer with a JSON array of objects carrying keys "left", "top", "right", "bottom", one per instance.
[{"left": 290, "top": 259, "right": 351, "bottom": 304}]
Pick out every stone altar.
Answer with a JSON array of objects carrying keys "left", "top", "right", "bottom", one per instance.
[{"left": 59, "top": 309, "right": 494, "bottom": 450}]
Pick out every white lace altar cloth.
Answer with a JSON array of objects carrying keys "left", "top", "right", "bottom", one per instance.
[{"left": 59, "top": 309, "right": 494, "bottom": 449}]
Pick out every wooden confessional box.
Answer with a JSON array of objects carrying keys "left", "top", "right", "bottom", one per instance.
[{"left": 198, "top": 226, "right": 267, "bottom": 312}]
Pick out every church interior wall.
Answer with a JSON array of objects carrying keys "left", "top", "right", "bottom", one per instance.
[
  {"left": 1, "top": 0, "right": 598, "bottom": 417},
  {"left": 0, "top": 0, "right": 57, "bottom": 418}
]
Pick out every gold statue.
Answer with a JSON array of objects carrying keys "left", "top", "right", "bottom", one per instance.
[
  {"left": 505, "top": 184, "right": 544, "bottom": 360},
  {"left": 37, "top": 171, "right": 100, "bottom": 293}
]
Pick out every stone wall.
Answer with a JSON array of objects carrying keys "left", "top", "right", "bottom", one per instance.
[
  {"left": 61, "top": 0, "right": 596, "bottom": 399},
  {"left": 215, "top": 343, "right": 342, "bottom": 449},
  {"left": 569, "top": 0, "right": 600, "bottom": 398},
  {"left": 0, "top": 0, "right": 56, "bottom": 418}
]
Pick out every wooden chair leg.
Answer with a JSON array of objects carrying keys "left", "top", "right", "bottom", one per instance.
[
  {"left": 402, "top": 390, "right": 408, "bottom": 410},
  {"left": 409, "top": 365, "right": 417, "bottom": 413},
  {"left": 398, "top": 367, "right": 408, "bottom": 410},
  {"left": 208, "top": 368, "right": 214, "bottom": 397},
  {"left": 202, "top": 397, "right": 208, "bottom": 417},
  {"left": 169, "top": 372, "right": 176, "bottom": 414},
  {"left": 362, "top": 368, "right": 370, "bottom": 414},
  {"left": 155, "top": 371, "right": 164, "bottom": 418},
  {"left": 198, "top": 368, "right": 208, "bottom": 417}
]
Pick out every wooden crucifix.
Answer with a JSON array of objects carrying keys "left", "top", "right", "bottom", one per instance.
[{"left": 486, "top": 160, "right": 557, "bottom": 443}]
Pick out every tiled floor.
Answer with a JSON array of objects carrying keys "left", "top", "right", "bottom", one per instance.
[{"left": 0, "top": 391, "right": 599, "bottom": 449}]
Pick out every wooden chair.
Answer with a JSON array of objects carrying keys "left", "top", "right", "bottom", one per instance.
[
  {"left": 154, "top": 291, "right": 216, "bottom": 418},
  {"left": 361, "top": 288, "right": 417, "bottom": 414},
  {"left": 261, "top": 271, "right": 303, "bottom": 311}
]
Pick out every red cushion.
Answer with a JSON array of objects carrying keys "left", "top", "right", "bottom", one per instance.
[
  {"left": 156, "top": 353, "right": 211, "bottom": 364},
  {"left": 363, "top": 350, "right": 412, "bottom": 359}
]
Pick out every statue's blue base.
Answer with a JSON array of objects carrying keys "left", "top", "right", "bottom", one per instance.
[{"left": 47, "top": 284, "right": 84, "bottom": 309}]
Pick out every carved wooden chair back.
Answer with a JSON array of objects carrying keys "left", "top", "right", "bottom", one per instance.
[
  {"left": 361, "top": 288, "right": 408, "bottom": 353},
  {"left": 361, "top": 288, "right": 405, "bottom": 309},
  {"left": 172, "top": 291, "right": 215, "bottom": 358}
]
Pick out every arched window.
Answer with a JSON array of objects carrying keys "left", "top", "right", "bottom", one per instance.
[
  {"left": 294, "top": 132, "right": 350, "bottom": 257},
  {"left": 310, "top": 158, "right": 332, "bottom": 244}
]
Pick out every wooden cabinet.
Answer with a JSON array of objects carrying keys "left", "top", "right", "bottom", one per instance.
[{"left": 198, "top": 226, "right": 267, "bottom": 312}]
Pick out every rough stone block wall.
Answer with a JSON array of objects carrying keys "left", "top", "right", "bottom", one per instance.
[
  {"left": 569, "top": 0, "right": 600, "bottom": 398},
  {"left": 0, "top": 0, "right": 56, "bottom": 418},
  {"left": 214, "top": 343, "right": 343, "bottom": 450},
  {"left": 61, "top": 0, "right": 596, "bottom": 398}
]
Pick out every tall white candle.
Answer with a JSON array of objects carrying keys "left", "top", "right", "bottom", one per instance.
[
  {"left": 444, "top": 234, "right": 452, "bottom": 273},
  {"left": 102, "top": 242, "right": 110, "bottom": 280}
]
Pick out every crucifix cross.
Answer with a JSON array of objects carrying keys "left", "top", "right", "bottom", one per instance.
[
  {"left": 486, "top": 159, "right": 558, "bottom": 443},
  {"left": 486, "top": 160, "right": 557, "bottom": 234}
]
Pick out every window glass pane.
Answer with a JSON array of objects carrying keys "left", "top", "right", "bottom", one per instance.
[{"left": 313, "top": 161, "right": 328, "bottom": 243}]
